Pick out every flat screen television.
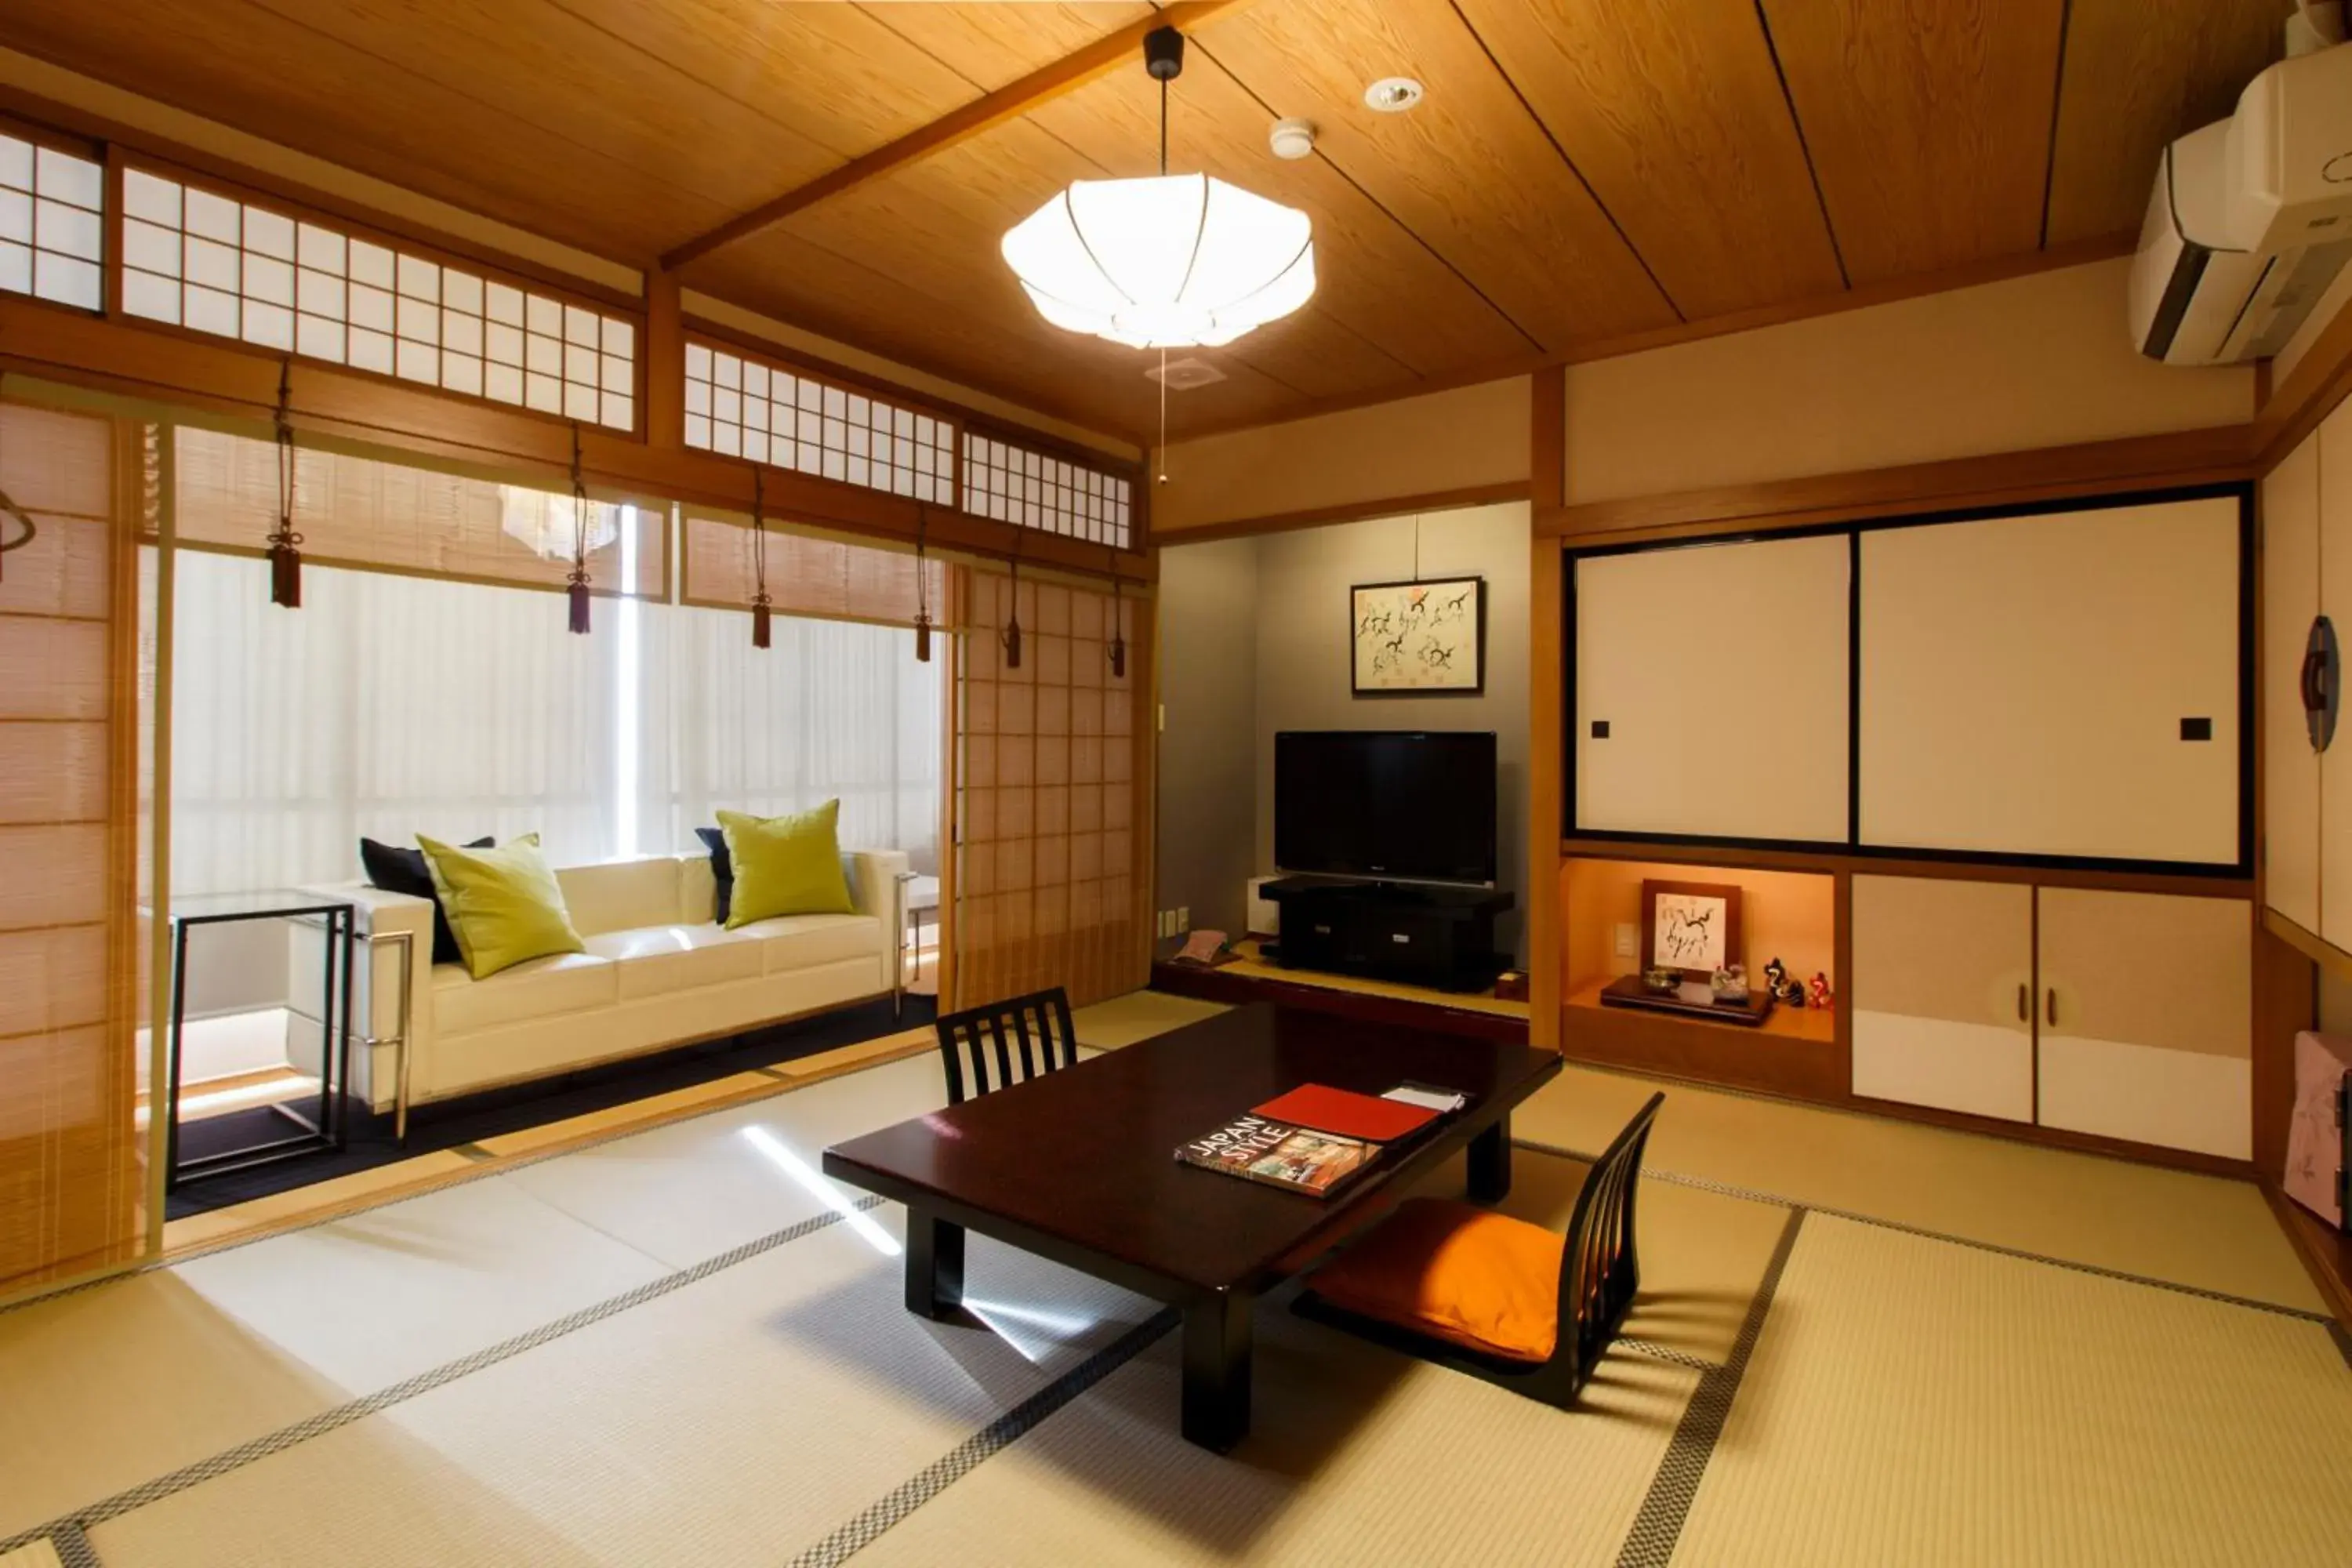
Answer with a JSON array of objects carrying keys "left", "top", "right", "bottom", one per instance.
[{"left": 1274, "top": 730, "right": 1497, "bottom": 885}]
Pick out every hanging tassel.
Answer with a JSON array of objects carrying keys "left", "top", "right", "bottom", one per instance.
[
  {"left": 753, "top": 597, "right": 772, "bottom": 649},
  {"left": 1001, "top": 557, "right": 1022, "bottom": 670},
  {"left": 267, "top": 361, "right": 303, "bottom": 608},
  {"left": 914, "top": 608, "right": 932, "bottom": 663},
  {"left": 911, "top": 509, "right": 933, "bottom": 662},
  {"left": 1106, "top": 550, "right": 1127, "bottom": 679},
  {"left": 749, "top": 466, "right": 771, "bottom": 650},
  {"left": 566, "top": 423, "right": 592, "bottom": 635}
]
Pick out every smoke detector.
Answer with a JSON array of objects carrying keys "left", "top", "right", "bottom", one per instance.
[
  {"left": 1146, "top": 358, "right": 1226, "bottom": 390},
  {"left": 1363, "top": 77, "right": 1424, "bottom": 113},
  {"left": 1269, "top": 118, "right": 1316, "bottom": 160}
]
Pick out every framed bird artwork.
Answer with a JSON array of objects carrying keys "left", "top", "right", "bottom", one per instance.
[{"left": 1350, "top": 576, "right": 1485, "bottom": 695}]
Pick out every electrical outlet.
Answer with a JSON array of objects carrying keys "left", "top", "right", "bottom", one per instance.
[
  {"left": 1177, "top": 906, "right": 1189, "bottom": 934},
  {"left": 1613, "top": 922, "right": 1636, "bottom": 958}
]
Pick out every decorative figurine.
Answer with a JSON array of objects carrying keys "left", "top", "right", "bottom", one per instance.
[
  {"left": 1808, "top": 972, "right": 1833, "bottom": 1011},
  {"left": 1711, "top": 963, "right": 1749, "bottom": 1004},
  {"left": 1763, "top": 956, "right": 1788, "bottom": 995}
]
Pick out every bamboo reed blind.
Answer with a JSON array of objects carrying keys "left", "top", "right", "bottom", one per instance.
[
  {"left": 681, "top": 511, "right": 949, "bottom": 628},
  {"left": 953, "top": 569, "right": 1149, "bottom": 1010},
  {"left": 171, "top": 425, "right": 666, "bottom": 597},
  {"left": 0, "top": 399, "right": 147, "bottom": 1293}
]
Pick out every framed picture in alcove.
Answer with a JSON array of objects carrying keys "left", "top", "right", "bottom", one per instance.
[
  {"left": 1641, "top": 880, "right": 1743, "bottom": 978},
  {"left": 1350, "top": 576, "right": 1485, "bottom": 695}
]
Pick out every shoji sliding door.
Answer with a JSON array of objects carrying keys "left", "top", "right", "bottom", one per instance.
[
  {"left": 954, "top": 568, "right": 1149, "bottom": 1009},
  {"left": 0, "top": 400, "right": 151, "bottom": 1296}
]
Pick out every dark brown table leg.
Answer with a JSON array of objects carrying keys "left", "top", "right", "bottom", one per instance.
[
  {"left": 906, "top": 1207, "right": 964, "bottom": 1319},
  {"left": 1181, "top": 1290, "right": 1254, "bottom": 1452},
  {"left": 1468, "top": 1112, "right": 1512, "bottom": 1203}
]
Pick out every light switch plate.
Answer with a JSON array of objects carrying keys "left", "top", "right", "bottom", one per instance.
[
  {"left": 1176, "top": 906, "right": 1189, "bottom": 933},
  {"left": 1613, "top": 922, "right": 1636, "bottom": 957}
]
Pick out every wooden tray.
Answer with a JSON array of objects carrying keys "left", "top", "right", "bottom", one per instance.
[{"left": 1595, "top": 973, "right": 1777, "bottom": 1028}]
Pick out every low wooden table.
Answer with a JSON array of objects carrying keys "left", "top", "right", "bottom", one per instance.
[{"left": 822, "top": 1003, "right": 1561, "bottom": 1451}]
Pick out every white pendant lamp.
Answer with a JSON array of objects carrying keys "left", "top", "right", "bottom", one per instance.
[
  {"left": 1002, "top": 28, "right": 1315, "bottom": 350},
  {"left": 498, "top": 485, "right": 619, "bottom": 563}
]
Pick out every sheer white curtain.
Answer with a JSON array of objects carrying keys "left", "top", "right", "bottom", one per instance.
[
  {"left": 654, "top": 606, "right": 943, "bottom": 871},
  {"left": 170, "top": 551, "right": 627, "bottom": 895}
]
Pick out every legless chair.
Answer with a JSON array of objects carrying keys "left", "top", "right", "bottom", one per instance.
[
  {"left": 932, "top": 987, "right": 1080, "bottom": 1105},
  {"left": 1294, "top": 1093, "right": 1664, "bottom": 1406}
]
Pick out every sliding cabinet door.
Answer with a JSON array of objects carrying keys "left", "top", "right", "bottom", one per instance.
[
  {"left": 0, "top": 403, "right": 147, "bottom": 1294},
  {"left": 1850, "top": 875, "right": 2034, "bottom": 1122},
  {"left": 2264, "top": 433, "right": 2321, "bottom": 933},
  {"left": 1575, "top": 533, "right": 1849, "bottom": 843},
  {"left": 1860, "top": 497, "right": 2241, "bottom": 866},
  {"left": 2036, "top": 890, "right": 2249, "bottom": 1159},
  {"left": 2321, "top": 404, "right": 2352, "bottom": 951}
]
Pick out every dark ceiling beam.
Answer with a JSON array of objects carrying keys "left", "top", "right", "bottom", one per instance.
[{"left": 659, "top": 0, "right": 1259, "bottom": 273}]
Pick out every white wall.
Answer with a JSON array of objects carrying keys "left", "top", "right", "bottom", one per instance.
[{"left": 1153, "top": 538, "right": 1261, "bottom": 939}]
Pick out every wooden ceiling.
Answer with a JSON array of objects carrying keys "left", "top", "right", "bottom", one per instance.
[{"left": 0, "top": 0, "right": 2288, "bottom": 441}]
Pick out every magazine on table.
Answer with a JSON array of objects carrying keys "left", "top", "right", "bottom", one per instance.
[{"left": 1174, "top": 1114, "right": 1378, "bottom": 1198}]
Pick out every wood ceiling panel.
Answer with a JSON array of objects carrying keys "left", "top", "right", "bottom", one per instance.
[
  {"left": 1450, "top": 0, "right": 1846, "bottom": 318},
  {"left": 538, "top": 0, "right": 996, "bottom": 163},
  {"left": 0, "top": 0, "right": 730, "bottom": 255},
  {"left": 849, "top": 3, "right": 1160, "bottom": 93},
  {"left": 1195, "top": 0, "right": 1674, "bottom": 351},
  {"left": 695, "top": 226, "right": 1311, "bottom": 440},
  {"left": 2044, "top": 0, "right": 2280, "bottom": 246},
  {"left": 1024, "top": 49, "right": 1537, "bottom": 378},
  {"left": 1760, "top": 0, "right": 2067, "bottom": 285}
]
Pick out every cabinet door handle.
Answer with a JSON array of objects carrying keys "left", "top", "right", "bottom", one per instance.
[
  {"left": 2045, "top": 988, "right": 2057, "bottom": 1029},
  {"left": 2016, "top": 983, "right": 2028, "bottom": 1022}
]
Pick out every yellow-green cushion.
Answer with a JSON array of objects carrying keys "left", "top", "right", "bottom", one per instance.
[
  {"left": 417, "top": 833, "right": 586, "bottom": 980},
  {"left": 718, "top": 802, "right": 851, "bottom": 929}
]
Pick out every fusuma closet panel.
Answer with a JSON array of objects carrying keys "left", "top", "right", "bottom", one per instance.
[
  {"left": 2265, "top": 435, "right": 2322, "bottom": 934},
  {"left": 1857, "top": 496, "right": 2241, "bottom": 866},
  {"left": 2320, "top": 402, "right": 2352, "bottom": 953},
  {"left": 1573, "top": 533, "right": 1849, "bottom": 844},
  {"left": 1849, "top": 875, "right": 2035, "bottom": 1122},
  {"left": 2034, "top": 889, "right": 2251, "bottom": 1160}
]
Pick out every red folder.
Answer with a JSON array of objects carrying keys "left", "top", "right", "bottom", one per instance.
[{"left": 1252, "top": 1083, "right": 1439, "bottom": 1143}]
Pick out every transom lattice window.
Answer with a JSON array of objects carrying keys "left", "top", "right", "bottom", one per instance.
[
  {"left": 684, "top": 340, "right": 956, "bottom": 506},
  {"left": 0, "top": 134, "right": 103, "bottom": 310},
  {"left": 119, "top": 170, "right": 637, "bottom": 431},
  {"left": 962, "top": 434, "right": 1131, "bottom": 550}
]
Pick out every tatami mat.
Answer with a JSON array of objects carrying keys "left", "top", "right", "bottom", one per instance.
[
  {"left": 1069, "top": 990, "right": 1231, "bottom": 1049},
  {"left": 1671, "top": 1214, "right": 2352, "bottom": 1566},
  {"left": 88, "top": 1226, "right": 1162, "bottom": 1568},
  {"left": 1516, "top": 1062, "right": 2325, "bottom": 1312}
]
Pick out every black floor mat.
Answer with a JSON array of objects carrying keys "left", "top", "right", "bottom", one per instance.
[{"left": 165, "top": 993, "right": 935, "bottom": 1219}]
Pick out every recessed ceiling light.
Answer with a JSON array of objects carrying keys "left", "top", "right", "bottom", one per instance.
[{"left": 1363, "top": 77, "right": 1424, "bottom": 113}]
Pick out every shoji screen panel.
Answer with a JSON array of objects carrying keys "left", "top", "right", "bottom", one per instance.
[
  {"left": 955, "top": 571, "right": 1148, "bottom": 1009},
  {"left": 1575, "top": 533, "right": 1849, "bottom": 843},
  {"left": 0, "top": 401, "right": 145, "bottom": 1293},
  {"left": 2263, "top": 436, "right": 2321, "bottom": 932},
  {"left": 1859, "top": 497, "right": 2241, "bottom": 866}
]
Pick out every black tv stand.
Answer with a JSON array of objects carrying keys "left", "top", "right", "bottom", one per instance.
[{"left": 1258, "top": 876, "right": 1512, "bottom": 994}]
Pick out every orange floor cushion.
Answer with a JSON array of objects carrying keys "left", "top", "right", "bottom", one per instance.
[{"left": 1308, "top": 1196, "right": 1565, "bottom": 1363}]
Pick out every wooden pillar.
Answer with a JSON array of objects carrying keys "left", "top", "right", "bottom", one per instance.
[
  {"left": 644, "top": 268, "right": 684, "bottom": 453},
  {"left": 1529, "top": 366, "right": 1566, "bottom": 1051}
]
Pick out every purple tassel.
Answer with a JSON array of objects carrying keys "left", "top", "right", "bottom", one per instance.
[
  {"left": 753, "top": 599, "right": 771, "bottom": 649},
  {"left": 1002, "top": 615, "right": 1022, "bottom": 670},
  {"left": 914, "top": 610, "right": 932, "bottom": 663},
  {"left": 1108, "top": 634, "right": 1126, "bottom": 680},
  {"left": 568, "top": 579, "right": 591, "bottom": 634}
]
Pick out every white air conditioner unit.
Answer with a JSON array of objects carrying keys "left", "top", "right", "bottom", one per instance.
[{"left": 2129, "top": 41, "right": 2352, "bottom": 365}]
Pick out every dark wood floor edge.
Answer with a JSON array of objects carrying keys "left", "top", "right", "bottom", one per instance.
[
  {"left": 2259, "top": 1180, "right": 2352, "bottom": 1341},
  {"left": 1149, "top": 962, "right": 1530, "bottom": 1043},
  {"left": 1612, "top": 1206, "right": 1806, "bottom": 1568}
]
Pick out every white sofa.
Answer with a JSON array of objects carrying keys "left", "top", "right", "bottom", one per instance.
[{"left": 303, "top": 846, "right": 907, "bottom": 1120}]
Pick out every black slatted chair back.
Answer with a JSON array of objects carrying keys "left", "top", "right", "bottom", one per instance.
[
  {"left": 934, "top": 987, "right": 1080, "bottom": 1105},
  {"left": 1551, "top": 1091, "right": 1663, "bottom": 1393}
]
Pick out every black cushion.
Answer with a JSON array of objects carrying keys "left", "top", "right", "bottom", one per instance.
[
  {"left": 695, "top": 826, "right": 733, "bottom": 924},
  {"left": 360, "top": 837, "right": 492, "bottom": 967}
]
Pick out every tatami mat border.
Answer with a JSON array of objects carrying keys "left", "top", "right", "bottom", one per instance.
[
  {"left": 1514, "top": 1136, "right": 2335, "bottom": 1324},
  {"left": 788, "top": 1308, "right": 1185, "bottom": 1568},
  {"left": 1616, "top": 1207, "right": 1806, "bottom": 1568},
  {"left": 0, "top": 1196, "right": 888, "bottom": 1558}
]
